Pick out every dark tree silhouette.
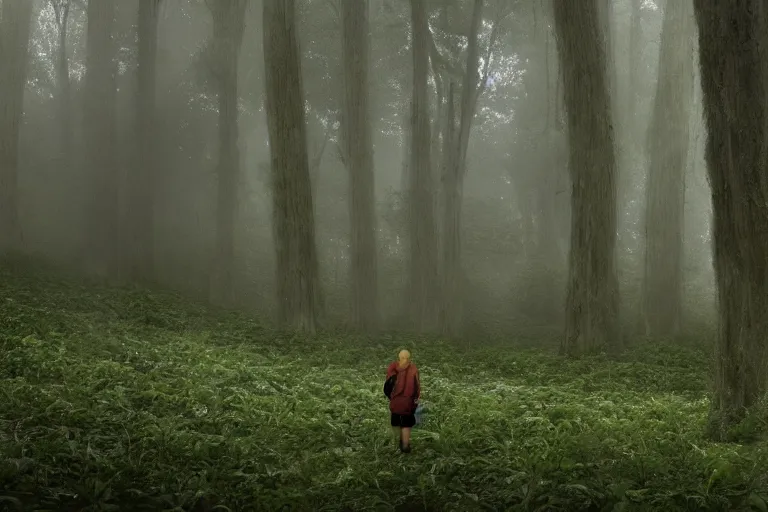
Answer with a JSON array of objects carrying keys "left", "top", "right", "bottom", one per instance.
[
  {"left": 694, "top": 0, "right": 768, "bottom": 440},
  {"left": 553, "top": 0, "right": 621, "bottom": 356}
]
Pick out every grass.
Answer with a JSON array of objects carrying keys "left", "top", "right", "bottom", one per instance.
[{"left": 1, "top": 261, "right": 767, "bottom": 511}]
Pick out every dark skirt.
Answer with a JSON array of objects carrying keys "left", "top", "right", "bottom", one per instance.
[{"left": 391, "top": 412, "right": 416, "bottom": 428}]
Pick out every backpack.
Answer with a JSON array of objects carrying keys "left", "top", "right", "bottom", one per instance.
[{"left": 383, "top": 373, "right": 397, "bottom": 398}]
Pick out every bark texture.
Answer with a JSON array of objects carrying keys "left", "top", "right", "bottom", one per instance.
[
  {"left": 209, "top": 0, "right": 247, "bottom": 305},
  {"left": 553, "top": 0, "right": 620, "bottom": 356},
  {"left": 694, "top": 0, "right": 768, "bottom": 440},
  {"left": 131, "top": 0, "right": 162, "bottom": 282},
  {"left": 407, "top": 0, "right": 440, "bottom": 332},
  {"left": 0, "top": 0, "right": 34, "bottom": 253},
  {"left": 341, "top": 0, "right": 379, "bottom": 331},
  {"left": 642, "top": 0, "right": 695, "bottom": 336},
  {"left": 83, "top": 0, "right": 120, "bottom": 277},
  {"left": 264, "top": 0, "right": 321, "bottom": 332}
]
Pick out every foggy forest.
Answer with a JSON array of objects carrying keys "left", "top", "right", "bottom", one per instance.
[{"left": 1, "top": 0, "right": 767, "bottom": 510}]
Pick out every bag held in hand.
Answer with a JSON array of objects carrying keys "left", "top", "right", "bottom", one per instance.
[{"left": 414, "top": 403, "right": 425, "bottom": 426}]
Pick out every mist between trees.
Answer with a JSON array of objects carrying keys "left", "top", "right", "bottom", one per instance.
[{"left": 0, "top": 0, "right": 764, "bottom": 440}]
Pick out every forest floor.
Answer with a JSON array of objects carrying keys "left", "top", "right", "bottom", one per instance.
[{"left": 0, "top": 260, "right": 767, "bottom": 511}]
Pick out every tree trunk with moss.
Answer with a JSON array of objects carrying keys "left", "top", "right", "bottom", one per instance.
[
  {"left": 553, "top": 0, "right": 620, "bottom": 356},
  {"left": 406, "top": 0, "right": 439, "bottom": 333},
  {"left": 341, "top": 0, "right": 378, "bottom": 332},
  {"left": 0, "top": 0, "right": 34, "bottom": 254},
  {"left": 694, "top": 0, "right": 768, "bottom": 441},
  {"left": 264, "top": 0, "right": 322, "bottom": 332},
  {"left": 642, "top": 0, "right": 695, "bottom": 337}
]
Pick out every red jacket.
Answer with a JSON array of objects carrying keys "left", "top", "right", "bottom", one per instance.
[{"left": 386, "top": 361, "right": 420, "bottom": 415}]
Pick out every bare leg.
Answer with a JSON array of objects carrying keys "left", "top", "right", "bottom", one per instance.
[
  {"left": 391, "top": 426, "right": 401, "bottom": 445},
  {"left": 400, "top": 427, "right": 412, "bottom": 451}
]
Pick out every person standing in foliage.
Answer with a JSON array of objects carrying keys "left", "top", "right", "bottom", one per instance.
[{"left": 385, "top": 349, "right": 420, "bottom": 453}]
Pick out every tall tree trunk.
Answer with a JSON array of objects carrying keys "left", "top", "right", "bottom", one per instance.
[
  {"left": 642, "top": 0, "right": 695, "bottom": 337},
  {"left": 51, "top": 0, "right": 73, "bottom": 173},
  {"left": 627, "top": 0, "right": 642, "bottom": 135},
  {"left": 441, "top": 80, "right": 456, "bottom": 241},
  {"left": 628, "top": 0, "right": 647, "bottom": 336},
  {"left": 694, "top": 0, "right": 768, "bottom": 441},
  {"left": 624, "top": 0, "right": 644, "bottom": 178},
  {"left": 537, "top": 19, "right": 566, "bottom": 323},
  {"left": 264, "top": 0, "right": 321, "bottom": 332},
  {"left": 440, "top": 0, "right": 483, "bottom": 337},
  {"left": 553, "top": 0, "right": 620, "bottom": 356},
  {"left": 430, "top": 1, "right": 454, "bottom": 268},
  {"left": 209, "top": 0, "right": 246, "bottom": 305},
  {"left": 430, "top": 57, "right": 445, "bottom": 269},
  {"left": 597, "top": 0, "right": 618, "bottom": 125},
  {"left": 524, "top": 5, "right": 567, "bottom": 321},
  {"left": 341, "top": 0, "right": 379, "bottom": 331},
  {"left": 83, "top": 0, "right": 120, "bottom": 278},
  {"left": 132, "top": 0, "right": 162, "bottom": 282},
  {"left": 0, "top": 0, "right": 33, "bottom": 254},
  {"left": 407, "top": 0, "right": 439, "bottom": 333}
]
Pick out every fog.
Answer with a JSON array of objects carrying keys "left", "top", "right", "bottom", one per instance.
[{"left": 2, "top": 0, "right": 712, "bottom": 339}]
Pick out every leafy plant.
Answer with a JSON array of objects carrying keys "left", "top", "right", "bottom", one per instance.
[{"left": 0, "top": 261, "right": 766, "bottom": 510}]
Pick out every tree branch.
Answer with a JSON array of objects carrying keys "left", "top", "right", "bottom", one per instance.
[{"left": 427, "top": 20, "right": 463, "bottom": 79}]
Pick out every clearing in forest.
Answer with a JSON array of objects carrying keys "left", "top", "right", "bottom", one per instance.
[{"left": 0, "top": 262, "right": 766, "bottom": 511}]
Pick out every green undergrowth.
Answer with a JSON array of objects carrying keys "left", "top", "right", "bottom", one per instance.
[{"left": 1, "top": 262, "right": 767, "bottom": 511}]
